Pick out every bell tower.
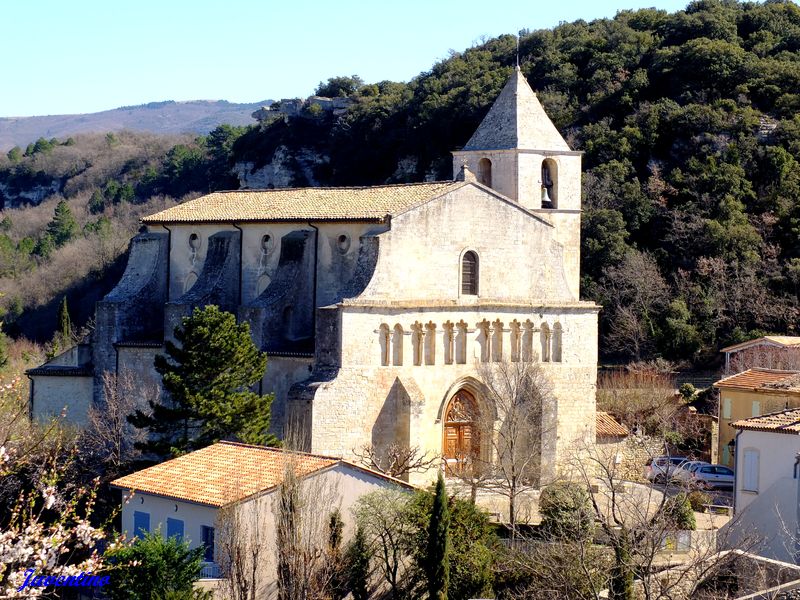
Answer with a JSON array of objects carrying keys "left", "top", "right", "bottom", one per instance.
[{"left": 452, "top": 66, "right": 583, "bottom": 298}]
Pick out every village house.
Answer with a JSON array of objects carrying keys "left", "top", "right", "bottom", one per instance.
[
  {"left": 714, "top": 369, "right": 800, "bottom": 468},
  {"left": 111, "top": 441, "right": 413, "bottom": 597},
  {"left": 724, "top": 408, "right": 800, "bottom": 564},
  {"left": 29, "top": 67, "right": 600, "bottom": 486},
  {"left": 721, "top": 335, "right": 800, "bottom": 374}
]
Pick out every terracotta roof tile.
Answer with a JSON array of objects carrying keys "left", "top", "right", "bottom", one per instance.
[
  {"left": 732, "top": 408, "right": 800, "bottom": 434},
  {"left": 596, "top": 411, "right": 629, "bottom": 437},
  {"left": 142, "top": 181, "right": 464, "bottom": 224},
  {"left": 111, "top": 442, "right": 338, "bottom": 506},
  {"left": 713, "top": 368, "right": 800, "bottom": 393}
]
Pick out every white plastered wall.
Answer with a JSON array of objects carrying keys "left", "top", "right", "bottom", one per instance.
[
  {"left": 735, "top": 429, "right": 800, "bottom": 514},
  {"left": 31, "top": 375, "right": 93, "bottom": 426}
]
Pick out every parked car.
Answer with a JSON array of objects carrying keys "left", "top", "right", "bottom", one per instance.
[
  {"left": 643, "top": 456, "right": 688, "bottom": 483},
  {"left": 672, "top": 460, "right": 711, "bottom": 485},
  {"left": 690, "top": 464, "right": 734, "bottom": 489}
]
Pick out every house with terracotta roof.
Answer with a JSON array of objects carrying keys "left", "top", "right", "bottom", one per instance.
[
  {"left": 723, "top": 408, "right": 800, "bottom": 563},
  {"left": 713, "top": 369, "right": 800, "bottom": 467},
  {"left": 29, "top": 67, "right": 600, "bottom": 488},
  {"left": 111, "top": 441, "right": 413, "bottom": 594}
]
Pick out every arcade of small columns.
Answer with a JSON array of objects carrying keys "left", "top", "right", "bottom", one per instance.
[{"left": 376, "top": 318, "right": 563, "bottom": 367}]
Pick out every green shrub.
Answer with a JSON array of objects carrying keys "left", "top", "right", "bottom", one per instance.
[
  {"left": 103, "top": 531, "right": 205, "bottom": 600},
  {"left": 665, "top": 493, "right": 697, "bottom": 530},
  {"left": 404, "top": 489, "right": 496, "bottom": 600},
  {"left": 688, "top": 490, "right": 712, "bottom": 513},
  {"left": 539, "top": 482, "right": 594, "bottom": 541}
]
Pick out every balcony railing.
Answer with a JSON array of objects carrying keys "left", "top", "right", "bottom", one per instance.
[{"left": 200, "top": 562, "right": 221, "bottom": 579}]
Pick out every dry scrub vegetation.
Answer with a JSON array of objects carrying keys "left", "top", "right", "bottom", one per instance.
[{"left": 0, "top": 194, "right": 178, "bottom": 313}]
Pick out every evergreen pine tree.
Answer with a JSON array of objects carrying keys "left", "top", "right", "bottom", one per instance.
[
  {"left": 426, "top": 472, "right": 450, "bottom": 600},
  {"left": 46, "top": 200, "right": 78, "bottom": 247},
  {"left": 59, "top": 296, "right": 72, "bottom": 342},
  {"left": 88, "top": 189, "right": 106, "bottom": 214},
  {"left": 129, "top": 305, "right": 277, "bottom": 458}
]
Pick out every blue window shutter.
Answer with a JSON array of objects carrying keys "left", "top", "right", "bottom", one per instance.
[
  {"left": 167, "top": 518, "right": 184, "bottom": 541},
  {"left": 133, "top": 511, "right": 150, "bottom": 537},
  {"left": 201, "top": 526, "right": 215, "bottom": 562}
]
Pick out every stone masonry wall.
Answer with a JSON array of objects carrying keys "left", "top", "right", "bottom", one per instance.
[
  {"left": 302, "top": 303, "right": 598, "bottom": 486},
  {"left": 359, "top": 184, "right": 576, "bottom": 303}
]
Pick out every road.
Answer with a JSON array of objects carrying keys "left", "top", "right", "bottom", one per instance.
[{"left": 652, "top": 481, "right": 733, "bottom": 507}]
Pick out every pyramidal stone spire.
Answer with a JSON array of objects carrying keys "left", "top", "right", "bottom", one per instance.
[{"left": 463, "top": 66, "right": 570, "bottom": 152}]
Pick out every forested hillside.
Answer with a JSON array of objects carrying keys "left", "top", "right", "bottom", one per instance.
[
  {"left": 0, "top": 128, "right": 242, "bottom": 342},
  {"left": 229, "top": 0, "right": 800, "bottom": 364},
  {"left": 0, "top": 0, "right": 798, "bottom": 365}
]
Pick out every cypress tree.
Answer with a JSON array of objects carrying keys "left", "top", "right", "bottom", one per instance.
[
  {"left": 129, "top": 305, "right": 277, "bottom": 458},
  {"left": 59, "top": 296, "right": 72, "bottom": 342},
  {"left": 345, "top": 525, "right": 370, "bottom": 600},
  {"left": 426, "top": 471, "right": 450, "bottom": 600}
]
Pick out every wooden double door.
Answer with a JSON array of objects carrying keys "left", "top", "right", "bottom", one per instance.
[{"left": 443, "top": 390, "right": 480, "bottom": 473}]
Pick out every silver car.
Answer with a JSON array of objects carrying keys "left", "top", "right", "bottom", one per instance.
[
  {"left": 643, "top": 456, "right": 688, "bottom": 483},
  {"left": 690, "top": 464, "right": 734, "bottom": 489},
  {"left": 672, "top": 460, "right": 710, "bottom": 485}
]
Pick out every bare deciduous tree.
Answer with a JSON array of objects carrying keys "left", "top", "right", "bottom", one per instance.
[
  {"left": 352, "top": 443, "right": 441, "bottom": 480},
  {"left": 81, "top": 370, "right": 156, "bottom": 475},
  {"left": 354, "top": 489, "right": 414, "bottom": 599},
  {"left": 728, "top": 345, "right": 800, "bottom": 375},
  {"left": 597, "top": 365, "right": 710, "bottom": 463},
  {"left": 217, "top": 489, "right": 271, "bottom": 600},
  {"left": 557, "top": 439, "right": 756, "bottom": 600},
  {"left": 600, "top": 250, "right": 670, "bottom": 360},
  {"left": 274, "top": 458, "right": 343, "bottom": 600},
  {"left": 472, "top": 358, "right": 556, "bottom": 540}
]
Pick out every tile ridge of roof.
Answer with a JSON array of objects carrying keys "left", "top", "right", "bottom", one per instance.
[
  {"left": 733, "top": 407, "right": 800, "bottom": 430},
  {"left": 210, "top": 180, "right": 458, "bottom": 194},
  {"left": 743, "top": 405, "right": 800, "bottom": 420},
  {"left": 217, "top": 440, "right": 341, "bottom": 461},
  {"left": 715, "top": 367, "right": 800, "bottom": 386}
]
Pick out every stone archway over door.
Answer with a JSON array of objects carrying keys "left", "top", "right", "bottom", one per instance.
[{"left": 443, "top": 390, "right": 480, "bottom": 474}]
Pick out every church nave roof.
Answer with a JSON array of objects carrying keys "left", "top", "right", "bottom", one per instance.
[{"left": 142, "top": 180, "right": 465, "bottom": 224}]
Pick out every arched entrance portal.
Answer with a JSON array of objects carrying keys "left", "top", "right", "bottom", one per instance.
[{"left": 443, "top": 389, "right": 480, "bottom": 474}]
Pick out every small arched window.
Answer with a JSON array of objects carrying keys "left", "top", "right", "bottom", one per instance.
[
  {"left": 461, "top": 251, "right": 479, "bottom": 295},
  {"left": 477, "top": 158, "right": 492, "bottom": 188}
]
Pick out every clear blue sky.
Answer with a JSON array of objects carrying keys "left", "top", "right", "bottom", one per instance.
[{"left": 2, "top": 0, "right": 690, "bottom": 117}]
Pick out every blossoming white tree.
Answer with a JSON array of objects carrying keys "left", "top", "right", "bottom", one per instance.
[{"left": 0, "top": 376, "right": 116, "bottom": 597}]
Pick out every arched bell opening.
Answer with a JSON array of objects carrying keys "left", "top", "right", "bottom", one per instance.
[
  {"left": 541, "top": 158, "right": 558, "bottom": 209},
  {"left": 477, "top": 157, "right": 492, "bottom": 188}
]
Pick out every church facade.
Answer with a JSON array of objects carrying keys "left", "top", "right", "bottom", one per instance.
[{"left": 28, "top": 68, "right": 599, "bottom": 484}]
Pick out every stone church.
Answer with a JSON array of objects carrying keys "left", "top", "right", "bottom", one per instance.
[{"left": 28, "top": 68, "right": 599, "bottom": 484}]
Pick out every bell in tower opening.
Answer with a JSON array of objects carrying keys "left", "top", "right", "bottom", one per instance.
[{"left": 541, "top": 160, "right": 555, "bottom": 209}]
